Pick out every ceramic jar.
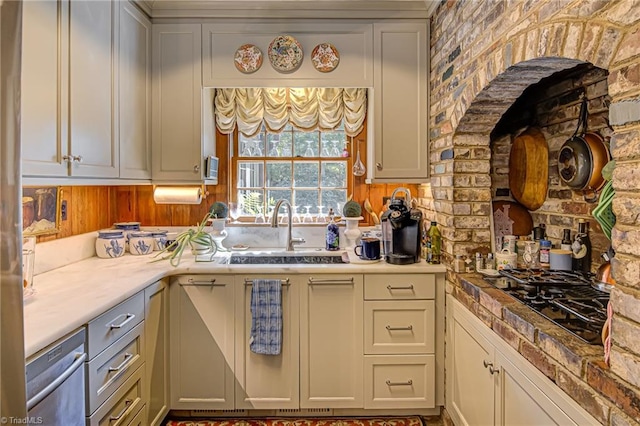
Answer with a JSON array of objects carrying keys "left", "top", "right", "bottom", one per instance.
[
  {"left": 129, "top": 232, "right": 154, "bottom": 255},
  {"left": 114, "top": 221, "right": 141, "bottom": 250},
  {"left": 96, "top": 230, "right": 126, "bottom": 259},
  {"left": 151, "top": 230, "right": 169, "bottom": 251}
]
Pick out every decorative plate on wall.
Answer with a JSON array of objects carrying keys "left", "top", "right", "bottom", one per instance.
[
  {"left": 234, "top": 44, "right": 263, "bottom": 74},
  {"left": 268, "top": 35, "right": 303, "bottom": 73},
  {"left": 311, "top": 43, "right": 340, "bottom": 72}
]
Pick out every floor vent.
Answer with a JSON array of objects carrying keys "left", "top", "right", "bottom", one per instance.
[
  {"left": 190, "top": 409, "right": 248, "bottom": 416},
  {"left": 276, "top": 408, "right": 333, "bottom": 416}
]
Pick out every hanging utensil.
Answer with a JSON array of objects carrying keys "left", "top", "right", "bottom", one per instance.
[{"left": 352, "top": 139, "right": 366, "bottom": 176}]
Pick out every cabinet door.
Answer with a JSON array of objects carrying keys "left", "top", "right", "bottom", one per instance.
[
  {"left": 119, "top": 1, "right": 151, "bottom": 179},
  {"left": 21, "top": 0, "right": 69, "bottom": 177},
  {"left": 234, "top": 276, "right": 300, "bottom": 409},
  {"left": 69, "top": 0, "right": 119, "bottom": 177},
  {"left": 170, "top": 276, "right": 235, "bottom": 409},
  {"left": 300, "top": 274, "right": 364, "bottom": 408},
  {"left": 151, "top": 24, "right": 203, "bottom": 182},
  {"left": 372, "top": 21, "right": 428, "bottom": 181},
  {"left": 495, "top": 351, "right": 577, "bottom": 426},
  {"left": 144, "top": 280, "right": 169, "bottom": 426},
  {"left": 446, "top": 297, "right": 495, "bottom": 426}
]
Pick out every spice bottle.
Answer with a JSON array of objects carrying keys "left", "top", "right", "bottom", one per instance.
[
  {"left": 561, "top": 228, "right": 572, "bottom": 251},
  {"left": 539, "top": 239, "right": 551, "bottom": 268},
  {"left": 325, "top": 208, "right": 340, "bottom": 251},
  {"left": 485, "top": 253, "right": 495, "bottom": 270},
  {"left": 475, "top": 252, "right": 484, "bottom": 271},
  {"left": 427, "top": 221, "right": 441, "bottom": 264}
]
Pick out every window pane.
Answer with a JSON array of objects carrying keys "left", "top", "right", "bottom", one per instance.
[
  {"left": 321, "top": 161, "right": 346, "bottom": 187},
  {"left": 322, "top": 190, "right": 347, "bottom": 212},
  {"left": 266, "top": 161, "right": 292, "bottom": 187},
  {"left": 239, "top": 190, "right": 263, "bottom": 214},
  {"left": 239, "top": 132, "right": 265, "bottom": 157},
  {"left": 267, "top": 189, "right": 292, "bottom": 206},
  {"left": 294, "top": 162, "right": 319, "bottom": 187},
  {"left": 294, "top": 132, "right": 319, "bottom": 157},
  {"left": 295, "top": 190, "right": 320, "bottom": 214},
  {"left": 267, "top": 132, "right": 292, "bottom": 157},
  {"left": 238, "top": 162, "right": 264, "bottom": 188},
  {"left": 321, "top": 131, "right": 346, "bottom": 157}
]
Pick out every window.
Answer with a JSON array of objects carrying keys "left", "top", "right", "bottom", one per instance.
[{"left": 231, "top": 123, "right": 351, "bottom": 221}]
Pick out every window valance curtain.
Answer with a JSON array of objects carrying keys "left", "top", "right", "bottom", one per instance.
[{"left": 214, "top": 88, "right": 367, "bottom": 137}]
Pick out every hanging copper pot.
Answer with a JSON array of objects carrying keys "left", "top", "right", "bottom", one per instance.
[{"left": 558, "top": 97, "right": 611, "bottom": 198}]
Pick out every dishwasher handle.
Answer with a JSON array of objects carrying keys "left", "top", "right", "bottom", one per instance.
[{"left": 27, "top": 352, "right": 87, "bottom": 410}]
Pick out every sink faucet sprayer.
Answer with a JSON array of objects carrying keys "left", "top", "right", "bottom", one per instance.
[{"left": 270, "top": 199, "right": 306, "bottom": 251}]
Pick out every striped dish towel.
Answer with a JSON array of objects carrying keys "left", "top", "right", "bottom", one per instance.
[{"left": 249, "top": 279, "right": 282, "bottom": 355}]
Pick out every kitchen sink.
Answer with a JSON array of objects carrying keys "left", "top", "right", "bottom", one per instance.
[{"left": 227, "top": 251, "right": 348, "bottom": 264}]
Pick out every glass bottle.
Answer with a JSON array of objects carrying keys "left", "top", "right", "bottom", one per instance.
[
  {"left": 561, "top": 228, "right": 572, "bottom": 251},
  {"left": 325, "top": 208, "right": 340, "bottom": 251},
  {"left": 427, "top": 221, "right": 441, "bottom": 264},
  {"left": 571, "top": 219, "right": 591, "bottom": 273}
]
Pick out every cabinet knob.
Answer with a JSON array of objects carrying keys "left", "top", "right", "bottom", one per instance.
[
  {"left": 483, "top": 360, "right": 492, "bottom": 368},
  {"left": 376, "top": 162, "right": 383, "bottom": 170},
  {"left": 73, "top": 155, "right": 83, "bottom": 163},
  {"left": 62, "top": 155, "right": 73, "bottom": 163},
  {"left": 193, "top": 165, "right": 200, "bottom": 173}
]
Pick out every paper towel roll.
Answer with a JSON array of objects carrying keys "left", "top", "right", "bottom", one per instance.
[{"left": 153, "top": 186, "right": 202, "bottom": 204}]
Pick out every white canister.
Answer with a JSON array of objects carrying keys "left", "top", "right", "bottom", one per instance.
[
  {"left": 502, "top": 235, "right": 517, "bottom": 254},
  {"left": 549, "top": 249, "right": 572, "bottom": 271},
  {"left": 151, "top": 230, "right": 169, "bottom": 251},
  {"left": 495, "top": 249, "right": 517, "bottom": 270},
  {"left": 96, "top": 230, "right": 126, "bottom": 258},
  {"left": 129, "top": 232, "right": 154, "bottom": 255}
]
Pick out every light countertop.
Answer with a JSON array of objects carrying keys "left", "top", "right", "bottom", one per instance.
[{"left": 24, "top": 250, "right": 445, "bottom": 358}]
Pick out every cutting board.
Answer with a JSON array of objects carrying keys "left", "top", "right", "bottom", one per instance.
[
  {"left": 509, "top": 127, "right": 549, "bottom": 211},
  {"left": 493, "top": 200, "right": 533, "bottom": 237}
]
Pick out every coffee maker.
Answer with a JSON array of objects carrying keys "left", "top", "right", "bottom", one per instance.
[{"left": 381, "top": 188, "right": 422, "bottom": 265}]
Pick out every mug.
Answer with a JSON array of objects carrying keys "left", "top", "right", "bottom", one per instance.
[{"left": 354, "top": 237, "right": 381, "bottom": 260}]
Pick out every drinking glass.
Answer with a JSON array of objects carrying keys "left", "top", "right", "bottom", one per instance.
[
  {"left": 229, "top": 202, "right": 242, "bottom": 223},
  {"left": 303, "top": 206, "right": 314, "bottom": 223},
  {"left": 330, "top": 141, "right": 341, "bottom": 157},
  {"left": 254, "top": 205, "right": 266, "bottom": 224},
  {"left": 316, "top": 205, "right": 326, "bottom": 223},
  {"left": 304, "top": 140, "right": 315, "bottom": 157}
]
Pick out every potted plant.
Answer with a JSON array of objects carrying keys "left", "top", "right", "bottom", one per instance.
[
  {"left": 153, "top": 212, "right": 216, "bottom": 266},
  {"left": 342, "top": 200, "right": 363, "bottom": 247}
]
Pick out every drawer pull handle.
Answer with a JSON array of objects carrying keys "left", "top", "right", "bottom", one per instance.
[
  {"left": 386, "top": 379, "right": 413, "bottom": 386},
  {"left": 386, "top": 325, "right": 413, "bottom": 331},
  {"left": 386, "top": 284, "right": 414, "bottom": 291},
  {"left": 184, "top": 278, "right": 227, "bottom": 287},
  {"left": 109, "top": 313, "right": 135, "bottom": 330},
  {"left": 308, "top": 277, "right": 354, "bottom": 285},
  {"left": 109, "top": 398, "right": 135, "bottom": 423},
  {"left": 108, "top": 353, "right": 133, "bottom": 373}
]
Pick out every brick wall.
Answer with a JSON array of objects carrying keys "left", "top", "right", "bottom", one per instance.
[{"left": 424, "top": 1, "right": 640, "bottom": 424}]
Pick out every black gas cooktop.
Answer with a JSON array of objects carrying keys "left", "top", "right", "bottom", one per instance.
[{"left": 484, "top": 269, "right": 609, "bottom": 345}]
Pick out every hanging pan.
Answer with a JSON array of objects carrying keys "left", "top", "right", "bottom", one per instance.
[{"left": 558, "top": 96, "right": 611, "bottom": 201}]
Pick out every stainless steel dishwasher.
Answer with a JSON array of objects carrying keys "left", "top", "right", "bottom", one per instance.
[{"left": 26, "top": 328, "right": 87, "bottom": 426}]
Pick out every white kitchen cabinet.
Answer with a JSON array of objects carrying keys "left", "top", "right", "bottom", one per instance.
[
  {"left": 152, "top": 24, "right": 216, "bottom": 182},
  {"left": 300, "top": 274, "right": 364, "bottom": 409},
  {"left": 370, "top": 21, "right": 429, "bottom": 182},
  {"left": 119, "top": 1, "right": 151, "bottom": 179},
  {"left": 170, "top": 275, "right": 235, "bottom": 409},
  {"left": 234, "top": 276, "right": 300, "bottom": 409},
  {"left": 69, "top": 0, "right": 119, "bottom": 178},
  {"left": 446, "top": 295, "right": 600, "bottom": 426},
  {"left": 144, "top": 280, "right": 169, "bottom": 426}
]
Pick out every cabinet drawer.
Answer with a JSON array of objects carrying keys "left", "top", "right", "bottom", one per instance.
[
  {"left": 364, "top": 274, "right": 434, "bottom": 300},
  {"left": 87, "top": 365, "right": 146, "bottom": 426},
  {"left": 365, "top": 300, "right": 434, "bottom": 354},
  {"left": 126, "top": 404, "right": 146, "bottom": 426},
  {"left": 364, "top": 355, "right": 435, "bottom": 409},
  {"left": 88, "top": 292, "right": 144, "bottom": 359},
  {"left": 86, "top": 322, "right": 145, "bottom": 414}
]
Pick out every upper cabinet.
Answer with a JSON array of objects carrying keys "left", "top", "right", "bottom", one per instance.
[
  {"left": 22, "top": 0, "right": 151, "bottom": 181},
  {"left": 119, "top": 1, "right": 152, "bottom": 180},
  {"left": 151, "top": 24, "right": 216, "bottom": 182},
  {"left": 371, "top": 21, "right": 429, "bottom": 182}
]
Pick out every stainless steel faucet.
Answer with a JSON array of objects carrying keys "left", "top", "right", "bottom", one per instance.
[{"left": 270, "top": 199, "right": 306, "bottom": 251}]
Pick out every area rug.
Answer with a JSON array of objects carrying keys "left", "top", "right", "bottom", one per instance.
[{"left": 165, "top": 416, "right": 425, "bottom": 426}]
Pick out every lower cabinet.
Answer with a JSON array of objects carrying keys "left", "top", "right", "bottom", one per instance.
[
  {"left": 144, "top": 280, "right": 170, "bottom": 425},
  {"left": 234, "top": 275, "right": 301, "bottom": 409},
  {"left": 169, "top": 275, "right": 235, "bottom": 409},
  {"left": 300, "top": 274, "right": 364, "bottom": 409},
  {"left": 446, "top": 295, "right": 599, "bottom": 426}
]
